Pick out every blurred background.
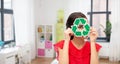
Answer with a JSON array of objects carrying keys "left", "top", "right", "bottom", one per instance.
[{"left": 0, "top": 0, "right": 120, "bottom": 64}]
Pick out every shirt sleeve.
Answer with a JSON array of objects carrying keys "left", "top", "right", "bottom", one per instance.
[
  {"left": 53, "top": 40, "right": 64, "bottom": 60},
  {"left": 95, "top": 43, "right": 102, "bottom": 52}
]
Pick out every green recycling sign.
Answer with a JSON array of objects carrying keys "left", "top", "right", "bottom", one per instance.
[{"left": 71, "top": 18, "right": 90, "bottom": 37}]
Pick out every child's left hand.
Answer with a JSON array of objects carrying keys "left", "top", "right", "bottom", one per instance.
[{"left": 90, "top": 27, "right": 98, "bottom": 42}]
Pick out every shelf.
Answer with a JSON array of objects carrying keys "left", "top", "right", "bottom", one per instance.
[{"left": 37, "top": 24, "right": 55, "bottom": 58}]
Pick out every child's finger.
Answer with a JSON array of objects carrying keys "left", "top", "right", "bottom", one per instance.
[
  {"left": 90, "top": 27, "right": 97, "bottom": 32},
  {"left": 67, "top": 28, "right": 74, "bottom": 35},
  {"left": 90, "top": 27, "right": 98, "bottom": 35}
]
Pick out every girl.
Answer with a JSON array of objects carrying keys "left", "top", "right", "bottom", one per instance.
[{"left": 54, "top": 12, "right": 102, "bottom": 64}]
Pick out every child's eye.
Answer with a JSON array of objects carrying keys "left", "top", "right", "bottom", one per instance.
[{"left": 78, "top": 24, "right": 84, "bottom": 29}]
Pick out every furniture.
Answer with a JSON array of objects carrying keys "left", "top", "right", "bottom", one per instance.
[
  {"left": 17, "top": 44, "right": 31, "bottom": 64},
  {"left": 0, "top": 44, "right": 31, "bottom": 64},
  {"left": 37, "top": 24, "right": 55, "bottom": 57},
  {"left": 0, "top": 47, "right": 18, "bottom": 64}
]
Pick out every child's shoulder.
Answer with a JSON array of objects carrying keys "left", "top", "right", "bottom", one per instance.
[
  {"left": 54, "top": 40, "right": 65, "bottom": 51},
  {"left": 55, "top": 40, "right": 65, "bottom": 44},
  {"left": 85, "top": 41, "right": 90, "bottom": 45},
  {"left": 54, "top": 40, "right": 65, "bottom": 47},
  {"left": 57, "top": 40, "right": 65, "bottom": 43},
  {"left": 84, "top": 41, "right": 102, "bottom": 52}
]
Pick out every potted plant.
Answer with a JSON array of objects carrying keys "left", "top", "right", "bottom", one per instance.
[{"left": 100, "top": 20, "right": 112, "bottom": 42}]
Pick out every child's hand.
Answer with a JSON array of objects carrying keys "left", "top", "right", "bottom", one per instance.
[
  {"left": 90, "top": 27, "right": 98, "bottom": 42},
  {"left": 64, "top": 28, "right": 73, "bottom": 41}
]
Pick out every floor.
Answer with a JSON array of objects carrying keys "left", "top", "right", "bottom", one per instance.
[
  {"left": 31, "top": 57, "right": 54, "bottom": 64},
  {"left": 31, "top": 57, "right": 120, "bottom": 64}
]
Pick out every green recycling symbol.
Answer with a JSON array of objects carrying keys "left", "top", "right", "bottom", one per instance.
[{"left": 71, "top": 18, "right": 90, "bottom": 37}]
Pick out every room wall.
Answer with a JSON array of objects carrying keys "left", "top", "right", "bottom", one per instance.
[
  {"left": 109, "top": 0, "right": 120, "bottom": 61},
  {"left": 34, "top": 0, "right": 90, "bottom": 25},
  {"left": 13, "top": 0, "right": 36, "bottom": 60},
  {"left": 34, "top": 0, "right": 65, "bottom": 25},
  {"left": 34, "top": 0, "right": 110, "bottom": 58},
  {"left": 34, "top": 0, "right": 91, "bottom": 36},
  {"left": 12, "top": 0, "right": 113, "bottom": 60},
  {"left": 34, "top": 0, "right": 64, "bottom": 57}
]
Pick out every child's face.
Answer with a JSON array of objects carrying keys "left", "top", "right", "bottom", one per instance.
[
  {"left": 71, "top": 18, "right": 90, "bottom": 38},
  {"left": 78, "top": 24, "right": 84, "bottom": 31}
]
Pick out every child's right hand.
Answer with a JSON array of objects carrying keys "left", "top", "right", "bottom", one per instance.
[{"left": 64, "top": 28, "right": 73, "bottom": 41}]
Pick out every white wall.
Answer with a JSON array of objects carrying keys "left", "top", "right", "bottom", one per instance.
[
  {"left": 12, "top": 0, "right": 114, "bottom": 59},
  {"left": 34, "top": 0, "right": 111, "bottom": 58},
  {"left": 34, "top": 0, "right": 65, "bottom": 25},
  {"left": 34, "top": 0, "right": 65, "bottom": 57},
  {"left": 13, "top": 0, "right": 36, "bottom": 60},
  {"left": 34, "top": 0, "right": 90, "bottom": 25},
  {"left": 109, "top": 0, "right": 120, "bottom": 61},
  {"left": 98, "top": 42, "right": 110, "bottom": 58},
  {"left": 64, "top": 0, "right": 90, "bottom": 21}
]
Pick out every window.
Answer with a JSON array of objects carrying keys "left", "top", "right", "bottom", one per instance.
[
  {"left": 87, "top": 0, "right": 111, "bottom": 42},
  {"left": 0, "top": 0, "right": 15, "bottom": 45}
]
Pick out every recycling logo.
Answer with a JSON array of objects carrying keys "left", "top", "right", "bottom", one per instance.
[{"left": 71, "top": 18, "right": 90, "bottom": 37}]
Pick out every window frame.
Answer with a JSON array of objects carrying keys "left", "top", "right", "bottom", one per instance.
[
  {"left": 87, "top": 0, "right": 111, "bottom": 42},
  {"left": 0, "top": 0, "right": 15, "bottom": 45}
]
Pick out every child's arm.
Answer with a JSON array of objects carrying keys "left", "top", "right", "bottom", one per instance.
[
  {"left": 58, "top": 28, "right": 73, "bottom": 64},
  {"left": 58, "top": 40, "right": 69, "bottom": 64},
  {"left": 90, "top": 28, "right": 99, "bottom": 64},
  {"left": 90, "top": 42, "right": 99, "bottom": 64}
]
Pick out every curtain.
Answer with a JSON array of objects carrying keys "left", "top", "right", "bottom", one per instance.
[{"left": 109, "top": 0, "right": 120, "bottom": 61}]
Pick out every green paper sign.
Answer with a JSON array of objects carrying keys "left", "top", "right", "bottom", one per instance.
[{"left": 71, "top": 18, "right": 90, "bottom": 37}]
